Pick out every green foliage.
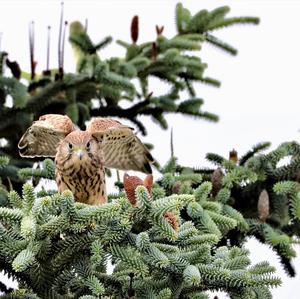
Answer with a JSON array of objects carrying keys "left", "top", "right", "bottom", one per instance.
[
  {"left": 273, "top": 181, "right": 300, "bottom": 219},
  {"left": 0, "top": 2, "right": 291, "bottom": 298},
  {"left": 12, "top": 247, "right": 36, "bottom": 272},
  {"left": 0, "top": 173, "right": 280, "bottom": 298},
  {"left": 0, "top": 156, "right": 9, "bottom": 169},
  {"left": 173, "top": 141, "right": 300, "bottom": 277},
  {"left": 0, "top": 76, "right": 27, "bottom": 108},
  {"left": 85, "top": 275, "right": 105, "bottom": 297},
  {"left": 18, "top": 159, "right": 55, "bottom": 181},
  {"left": 176, "top": 3, "right": 259, "bottom": 55}
]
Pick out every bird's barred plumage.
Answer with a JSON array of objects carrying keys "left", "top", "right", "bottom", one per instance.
[
  {"left": 55, "top": 131, "right": 107, "bottom": 205},
  {"left": 18, "top": 114, "right": 153, "bottom": 205},
  {"left": 18, "top": 114, "right": 75, "bottom": 158}
]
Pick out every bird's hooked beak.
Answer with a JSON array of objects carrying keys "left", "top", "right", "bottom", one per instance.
[{"left": 75, "top": 148, "right": 85, "bottom": 160}]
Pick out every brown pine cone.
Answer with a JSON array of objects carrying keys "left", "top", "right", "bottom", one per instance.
[
  {"left": 123, "top": 173, "right": 153, "bottom": 206},
  {"left": 164, "top": 211, "right": 179, "bottom": 231}
]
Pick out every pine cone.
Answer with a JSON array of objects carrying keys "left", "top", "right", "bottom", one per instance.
[
  {"left": 258, "top": 189, "right": 269, "bottom": 222},
  {"left": 164, "top": 211, "right": 179, "bottom": 231},
  {"left": 123, "top": 173, "right": 153, "bottom": 206},
  {"left": 172, "top": 181, "right": 182, "bottom": 194},
  {"left": 6, "top": 58, "right": 21, "bottom": 79},
  {"left": 211, "top": 167, "right": 224, "bottom": 197},
  {"left": 229, "top": 149, "right": 238, "bottom": 163},
  {"left": 131, "top": 15, "right": 139, "bottom": 43},
  {"left": 143, "top": 174, "right": 153, "bottom": 193}
]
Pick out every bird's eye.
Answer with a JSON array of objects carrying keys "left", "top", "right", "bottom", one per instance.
[
  {"left": 28, "top": 127, "right": 35, "bottom": 136},
  {"left": 68, "top": 143, "right": 73, "bottom": 150},
  {"left": 86, "top": 141, "right": 91, "bottom": 149}
]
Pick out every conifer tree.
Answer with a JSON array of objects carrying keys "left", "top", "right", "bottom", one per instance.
[
  {"left": 0, "top": 156, "right": 281, "bottom": 298},
  {"left": 0, "top": 2, "right": 258, "bottom": 198},
  {"left": 161, "top": 141, "right": 300, "bottom": 277},
  {"left": 1, "top": 2, "right": 298, "bottom": 298}
]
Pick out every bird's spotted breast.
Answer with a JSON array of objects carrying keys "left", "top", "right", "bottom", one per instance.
[{"left": 55, "top": 155, "right": 106, "bottom": 205}]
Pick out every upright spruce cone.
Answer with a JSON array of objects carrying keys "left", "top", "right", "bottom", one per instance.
[
  {"left": 229, "top": 149, "right": 238, "bottom": 164},
  {"left": 155, "top": 25, "right": 164, "bottom": 36},
  {"left": 258, "top": 189, "right": 269, "bottom": 222},
  {"left": 164, "top": 211, "right": 179, "bottom": 231},
  {"left": 172, "top": 181, "right": 182, "bottom": 194},
  {"left": 6, "top": 58, "right": 21, "bottom": 79},
  {"left": 211, "top": 167, "right": 224, "bottom": 197},
  {"left": 151, "top": 42, "right": 158, "bottom": 61},
  {"left": 123, "top": 173, "right": 153, "bottom": 206},
  {"left": 123, "top": 173, "right": 179, "bottom": 230},
  {"left": 131, "top": 15, "right": 139, "bottom": 43}
]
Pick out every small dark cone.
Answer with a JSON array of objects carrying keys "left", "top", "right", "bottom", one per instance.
[
  {"left": 155, "top": 25, "right": 164, "bottom": 36},
  {"left": 211, "top": 167, "right": 224, "bottom": 197},
  {"left": 6, "top": 58, "right": 21, "bottom": 79},
  {"left": 42, "top": 70, "right": 51, "bottom": 76},
  {"left": 164, "top": 211, "right": 179, "bottom": 231},
  {"left": 172, "top": 181, "right": 182, "bottom": 194},
  {"left": 55, "top": 67, "right": 64, "bottom": 81},
  {"left": 229, "top": 149, "right": 238, "bottom": 164},
  {"left": 258, "top": 189, "right": 269, "bottom": 222},
  {"left": 131, "top": 15, "right": 139, "bottom": 43},
  {"left": 152, "top": 42, "right": 158, "bottom": 62}
]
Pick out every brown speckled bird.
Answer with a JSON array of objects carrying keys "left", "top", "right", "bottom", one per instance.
[{"left": 18, "top": 114, "right": 153, "bottom": 205}]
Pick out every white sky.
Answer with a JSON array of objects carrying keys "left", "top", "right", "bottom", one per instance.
[{"left": 1, "top": 1, "right": 300, "bottom": 298}]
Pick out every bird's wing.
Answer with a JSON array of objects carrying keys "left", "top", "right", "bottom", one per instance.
[
  {"left": 87, "top": 118, "right": 153, "bottom": 173},
  {"left": 18, "top": 114, "right": 76, "bottom": 158}
]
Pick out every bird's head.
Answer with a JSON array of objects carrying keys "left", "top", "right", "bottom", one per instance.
[{"left": 58, "top": 131, "right": 100, "bottom": 163}]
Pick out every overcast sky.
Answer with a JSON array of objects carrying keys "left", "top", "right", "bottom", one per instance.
[{"left": 1, "top": 1, "right": 300, "bottom": 298}]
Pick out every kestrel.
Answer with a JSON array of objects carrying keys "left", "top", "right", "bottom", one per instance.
[{"left": 18, "top": 114, "right": 153, "bottom": 205}]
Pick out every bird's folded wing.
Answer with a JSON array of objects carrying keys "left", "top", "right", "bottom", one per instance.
[
  {"left": 87, "top": 118, "right": 154, "bottom": 173},
  {"left": 18, "top": 114, "right": 75, "bottom": 157}
]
